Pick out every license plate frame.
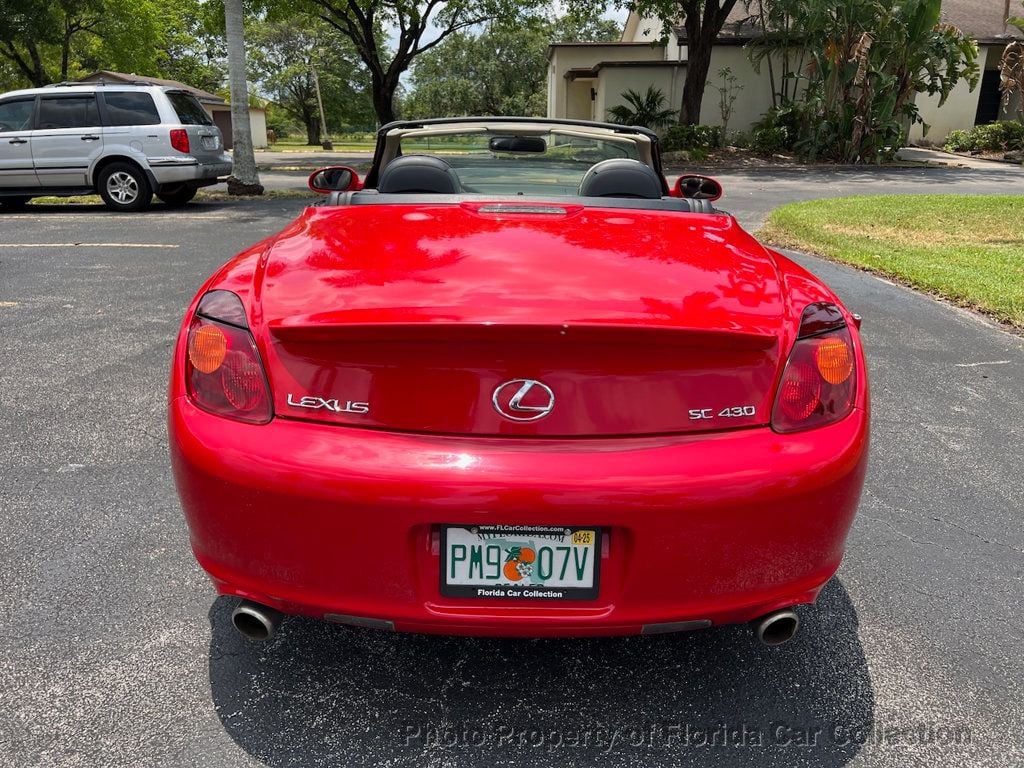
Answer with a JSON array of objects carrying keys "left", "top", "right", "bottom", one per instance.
[{"left": 440, "top": 524, "right": 601, "bottom": 601}]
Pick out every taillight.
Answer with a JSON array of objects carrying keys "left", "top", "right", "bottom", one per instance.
[
  {"left": 184, "top": 291, "right": 272, "bottom": 424},
  {"left": 771, "top": 303, "right": 857, "bottom": 433},
  {"left": 170, "top": 129, "right": 190, "bottom": 153}
]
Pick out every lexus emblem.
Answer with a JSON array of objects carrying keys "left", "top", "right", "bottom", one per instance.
[{"left": 492, "top": 379, "right": 555, "bottom": 422}]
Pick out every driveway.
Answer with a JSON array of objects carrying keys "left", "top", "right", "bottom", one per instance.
[
  {"left": 254, "top": 152, "right": 1024, "bottom": 231},
  {"left": 0, "top": 166, "right": 1021, "bottom": 767}
]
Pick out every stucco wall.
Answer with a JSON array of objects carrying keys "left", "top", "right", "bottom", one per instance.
[
  {"left": 249, "top": 108, "right": 267, "bottom": 149},
  {"left": 908, "top": 63, "right": 983, "bottom": 143},
  {"left": 597, "top": 66, "right": 686, "bottom": 124},
  {"left": 547, "top": 44, "right": 664, "bottom": 119},
  {"left": 698, "top": 46, "right": 776, "bottom": 134},
  {"left": 550, "top": 41, "right": 781, "bottom": 134}
]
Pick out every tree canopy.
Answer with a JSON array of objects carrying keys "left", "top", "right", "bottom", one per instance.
[
  {"left": 294, "top": 0, "right": 549, "bottom": 124},
  {"left": 0, "top": 0, "right": 220, "bottom": 90},
  {"left": 250, "top": 16, "right": 374, "bottom": 141},
  {"left": 403, "top": 11, "right": 619, "bottom": 119}
]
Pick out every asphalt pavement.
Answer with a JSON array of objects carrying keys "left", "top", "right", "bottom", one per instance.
[{"left": 0, "top": 164, "right": 1022, "bottom": 767}]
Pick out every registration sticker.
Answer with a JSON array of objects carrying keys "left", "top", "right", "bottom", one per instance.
[{"left": 441, "top": 524, "right": 601, "bottom": 601}]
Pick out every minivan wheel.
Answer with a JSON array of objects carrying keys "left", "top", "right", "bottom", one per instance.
[
  {"left": 98, "top": 162, "right": 152, "bottom": 212},
  {"left": 157, "top": 186, "right": 197, "bottom": 208},
  {"left": 0, "top": 196, "right": 31, "bottom": 210}
]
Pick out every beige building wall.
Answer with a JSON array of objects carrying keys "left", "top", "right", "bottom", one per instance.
[
  {"left": 550, "top": 38, "right": 779, "bottom": 134},
  {"left": 698, "top": 47, "right": 776, "bottom": 134},
  {"left": 248, "top": 108, "right": 268, "bottom": 149},
  {"left": 597, "top": 66, "right": 686, "bottom": 124},
  {"left": 547, "top": 43, "right": 664, "bottom": 119},
  {"left": 909, "top": 73, "right": 981, "bottom": 143}
]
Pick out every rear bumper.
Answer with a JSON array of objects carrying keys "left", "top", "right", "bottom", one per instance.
[
  {"left": 169, "top": 397, "right": 869, "bottom": 637},
  {"left": 149, "top": 155, "right": 232, "bottom": 187}
]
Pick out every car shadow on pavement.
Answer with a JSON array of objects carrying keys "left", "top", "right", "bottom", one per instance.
[{"left": 208, "top": 578, "right": 873, "bottom": 768}]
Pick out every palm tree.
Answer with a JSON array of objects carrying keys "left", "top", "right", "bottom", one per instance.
[
  {"left": 606, "top": 87, "right": 678, "bottom": 129},
  {"left": 224, "top": 0, "right": 263, "bottom": 195}
]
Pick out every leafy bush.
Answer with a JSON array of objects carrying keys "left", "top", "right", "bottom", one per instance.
[
  {"left": 661, "top": 124, "right": 722, "bottom": 152},
  {"left": 607, "top": 86, "right": 677, "bottom": 130},
  {"left": 944, "top": 129, "right": 973, "bottom": 152},
  {"left": 752, "top": 127, "right": 791, "bottom": 154},
  {"left": 750, "top": 107, "right": 800, "bottom": 154},
  {"left": 728, "top": 131, "right": 751, "bottom": 149},
  {"left": 746, "top": 0, "right": 978, "bottom": 163},
  {"left": 943, "top": 121, "right": 1024, "bottom": 153}
]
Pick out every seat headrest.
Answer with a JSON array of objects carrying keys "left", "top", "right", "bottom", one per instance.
[
  {"left": 377, "top": 155, "right": 462, "bottom": 194},
  {"left": 578, "top": 159, "right": 664, "bottom": 199}
]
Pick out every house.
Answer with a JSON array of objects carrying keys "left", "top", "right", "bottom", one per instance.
[
  {"left": 78, "top": 70, "right": 268, "bottom": 149},
  {"left": 547, "top": 1, "right": 1023, "bottom": 143}
]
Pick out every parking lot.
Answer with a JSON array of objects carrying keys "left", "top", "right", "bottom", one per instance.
[{"left": 1, "top": 165, "right": 1022, "bottom": 767}]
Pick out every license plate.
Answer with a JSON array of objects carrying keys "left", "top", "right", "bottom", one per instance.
[
  {"left": 201, "top": 136, "right": 219, "bottom": 150},
  {"left": 441, "top": 525, "right": 600, "bottom": 600}
]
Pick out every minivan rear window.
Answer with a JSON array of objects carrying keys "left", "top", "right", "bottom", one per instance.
[
  {"left": 104, "top": 92, "right": 161, "bottom": 126},
  {"left": 168, "top": 92, "right": 213, "bottom": 126}
]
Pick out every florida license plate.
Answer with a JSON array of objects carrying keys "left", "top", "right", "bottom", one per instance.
[{"left": 441, "top": 525, "right": 600, "bottom": 600}]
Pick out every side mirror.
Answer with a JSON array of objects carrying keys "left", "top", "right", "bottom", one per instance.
[
  {"left": 675, "top": 174, "right": 723, "bottom": 201},
  {"left": 308, "top": 166, "right": 360, "bottom": 194}
]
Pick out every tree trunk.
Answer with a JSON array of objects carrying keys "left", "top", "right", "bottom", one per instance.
[
  {"left": 681, "top": 42, "right": 712, "bottom": 124},
  {"left": 223, "top": 0, "right": 263, "bottom": 195},
  {"left": 370, "top": 70, "right": 397, "bottom": 125},
  {"left": 679, "top": 0, "right": 739, "bottom": 125},
  {"left": 305, "top": 117, "right": 321, "bottom": 146}
]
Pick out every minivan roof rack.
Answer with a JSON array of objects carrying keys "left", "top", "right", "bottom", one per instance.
[{"left": 44, "top": 80, "right": 155, "bottom": 88}]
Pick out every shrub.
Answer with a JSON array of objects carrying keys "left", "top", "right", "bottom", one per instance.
[
  {"left": 750, "top": 107, "right": 801, "bottom": 154},
  {"left": 607, "top": 86, "right": 678, "bottom": 130},
  {"left": 661, "top": 124, "right": 722, "bottom": 152},
  {"left": 728, "top": 131, "right": 751, "bottom": 149},
  {"left": 943, "top": 121, "right": 1024, "bottom": 153},
  {"left": 944, "top": 129, "right": 973, "bottom": 152}
]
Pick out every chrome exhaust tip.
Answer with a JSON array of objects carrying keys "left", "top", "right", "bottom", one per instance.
[
  {"left": 753, "top": 609, "right": 800, "bottom": 646},
  {"left": 231, "top": 599, "right": 283, "bottom": 641}
]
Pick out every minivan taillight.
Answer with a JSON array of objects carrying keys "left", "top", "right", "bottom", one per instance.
[
  {"left": 771, "top": 304, "right": 857, "bottom": 433},
  {"left": 170, "top": 129, "right": 190, "bottom": 153},
  {"left": 184, "top": 292, "right": 272, "bottom": 424}
]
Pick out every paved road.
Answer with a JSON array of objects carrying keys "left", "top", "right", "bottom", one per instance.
[
  {"left": 257, "top": 157, "right": 1024, "bottom": 230},
  {"left": 0, "top": 170, "right": 1021, "bottom": 768}
]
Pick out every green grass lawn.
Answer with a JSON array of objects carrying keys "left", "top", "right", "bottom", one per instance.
[
  {"left": 264, "top": 138, "right": 374, "bottom": 152},
  {"left": 759, "top": 195, "right": 1024, "bottom": 328}
]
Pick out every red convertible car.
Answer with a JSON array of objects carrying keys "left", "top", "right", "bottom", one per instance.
[{"left": 169, "top": 118, "right": 869, "bottom": 646}]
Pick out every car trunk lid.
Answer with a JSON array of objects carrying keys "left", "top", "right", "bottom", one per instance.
[{"left": 256, "top": 204, "right": 788, "bottom": 436}]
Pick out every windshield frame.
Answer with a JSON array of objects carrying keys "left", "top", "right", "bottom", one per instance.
[{"left": 365, "top": 117, "right": 665, "bottom": 192}]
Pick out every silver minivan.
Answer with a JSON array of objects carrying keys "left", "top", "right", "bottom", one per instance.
[{"left": 0, "top": 82, "right": 232, "bottom": 212}]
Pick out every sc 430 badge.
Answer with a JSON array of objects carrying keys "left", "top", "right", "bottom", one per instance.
[
  {"left": 689, "top": 405, "right": 756, "bottom": 420},
  {"left": 287, "top": 394, "right": 369, "bottom": 414}
]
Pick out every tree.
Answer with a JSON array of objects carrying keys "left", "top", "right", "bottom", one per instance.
[
  {"left": 607, "top": 86, "right": 677, "bottom": 128},
  {"left": 0, "top": 0, "right": 167, "bottom": 88},
  {"left": 575, "top": 1, "right": 740, "bottom": 124},
  {"left": 250, "top": 16, "right": 372, "bottom": 143},
  {"left": 404, "top": 23, "right": 548, "bottom": 118},
  {"left": 550, "top": 8, "right": 623, "bottom": 42},
  {"left": 224, "top": 0, "right": 263, "bottom": 195},
  {"left": 747, "top": 0, "right": 978, "bottom": 162},
  {"left": 153, "top": 0, "right": 225, "bottom": 93},
  {"left": 1000, "top": 2, "right": 1024, "bottom": 120},
  {"left": 0, "top": 0, "right": 101, "bottom": 85},
  {"left": 403, "top": 12, "right": 619, "bottom": 120},
  {"left": 297, "top": 0, "right": 544, "bottom": 125}
]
